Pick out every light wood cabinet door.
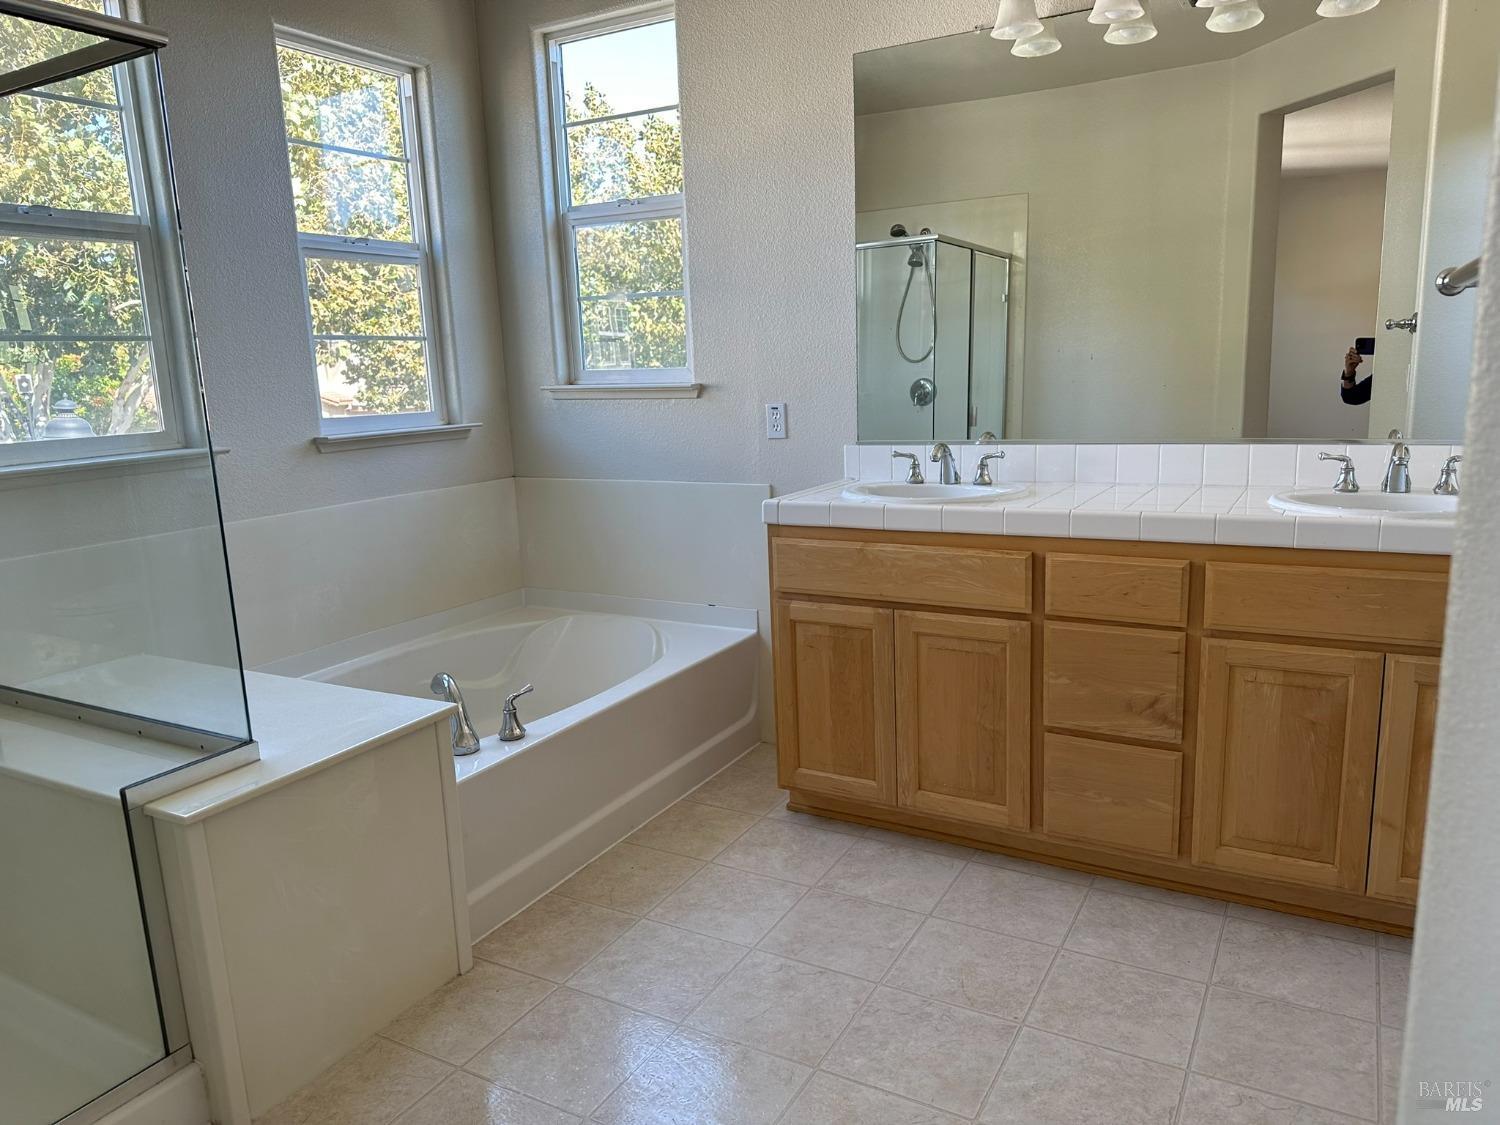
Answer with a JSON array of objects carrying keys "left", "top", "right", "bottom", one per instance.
[
  {"left": 1367, "top": 656, "right": 1440, "bottom": 904},
  {"left": 1194, "top": 639, "right": 1383, "bottom": 891},
  {"left": 894, "top": 611, "right": 1031, "bottom": 830},
  {"left": 774, "top": 600, "right": 896, "bottom": 804}
]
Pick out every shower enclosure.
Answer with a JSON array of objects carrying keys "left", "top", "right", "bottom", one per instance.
[
  {"left": 856, "top": 232, "right": 1011, "bottom": 442},
  {"left": 1, "top": 2, "right": 252, "bottom": 1122}
]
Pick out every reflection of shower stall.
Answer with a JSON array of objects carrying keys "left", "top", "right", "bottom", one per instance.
[{"left": 857, "top": 231, "right": 1011, "bottom": 441}]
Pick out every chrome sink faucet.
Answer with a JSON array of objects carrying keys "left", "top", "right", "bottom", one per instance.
[
  {"left": 974, "top": 450, "right": 1006, "bottom": 486},
  {"left": 892, "top": 450, "right": 925, "bottom": 484},
  {"left": 1319, "top": 452, "right": 1360, "bottom": 493},
  {"left": 930, "top": 442, "right": 960, "bottom": 484},
  {"left": 430, "top": 672, "right": 481, "bottom": 756},
  {"left": 1382, "top": 429, "right": 1412, "bottom": 494}
]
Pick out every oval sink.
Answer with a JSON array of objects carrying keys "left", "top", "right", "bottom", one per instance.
[
  {"left": 1268, "top": 490, "right": 1458, "bottom": 520},
  {"left": 843, "top": 482, "right": 1029, "bottom": 504}
]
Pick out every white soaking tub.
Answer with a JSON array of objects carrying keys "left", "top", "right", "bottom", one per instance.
[{"left": 261, "top": 592, "right": 760, "bottom": 936}]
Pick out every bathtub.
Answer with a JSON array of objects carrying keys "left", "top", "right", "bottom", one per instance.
[{"left": 260, "top": 591, "right": 760, "bottom": 936}]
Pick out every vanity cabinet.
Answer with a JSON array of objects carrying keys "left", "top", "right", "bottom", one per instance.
[{"left": 770, "top": 526, "right": 1449, "bottom": 932}]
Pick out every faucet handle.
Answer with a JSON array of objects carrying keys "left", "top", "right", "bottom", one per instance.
[
  {"left": 505, "top": 683, "right": 534, "bottom": 708},
  {"left": 1318, "top": 452, "right": 1360, "bottom": 494},
  {"left": 892, "top": 450, "right": 924, "bottom": 484},
  {"left": 1433, "top": 454, "right": 1462, "bottom": 496},
  {"left": 499, "top": 684, "right": 534, "bottom": 742},
  {"left": 973, "top": 450, "right": 1006, "bottom": 487}
]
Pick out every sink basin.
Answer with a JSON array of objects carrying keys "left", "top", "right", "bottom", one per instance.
[
  {"left": 842, "top": 482, "right": 1028, "bottom": 504},
  {"left": 1268, "top": 490, "right": 1458, "bottom": 520}
]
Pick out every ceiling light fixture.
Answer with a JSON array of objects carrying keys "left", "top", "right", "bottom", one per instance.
[
  {"left": 1011, "top": 23, "right": 1063, "bottom": 56},
  {"left": 1104, "top": 11, "right": 1157, "bottom": 44},
  {"left": 1205, "top": 0, "right": 1265, "bottom": 33},
  {"left": 1087, "top": 0, "right": 1145, "bottom": 25},
  {"left": 1316, "top": 0, "right": 1380, "bottom": 16},
  {"left": 990, "top": 0, "right": 1044, "bottom": 40}
]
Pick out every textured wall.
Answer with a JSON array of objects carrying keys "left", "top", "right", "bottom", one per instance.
[
  {"left": 476, "top": 0, "right": 998, "bottom": 495},
  {"left": 144, "top": 0, "right": 512, "bottom": 521}
]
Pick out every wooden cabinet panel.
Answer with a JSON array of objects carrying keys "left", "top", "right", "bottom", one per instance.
[
  {"left": 1044, "top": 622, "right": 1186, "bottom": 743},
  {"left": 1194, "top": 639, "right": 1383, "bottom": 890},
  {"left": 1368, "top": 656, "right": 1440, "bottom": 904},
  {"left": 774, "top": 600, "right": 895, "bottom": 804},
  {"left": 1043, "top": 734, "right": 1181, "bottom": 857},
  {"left": 1204, "top": 563, "right": 1447, "bottom": 647},
  {"left": 774, "top": 538, "right": 1031, "bottom": 613},
  {"left": 1045, "top": 554, "right": 1190, "bottom": 627},
  {"left": 895, "top": 611, "right": 1030, "bottom": 830}
]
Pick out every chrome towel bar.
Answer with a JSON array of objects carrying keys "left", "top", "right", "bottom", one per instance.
[{"left": 1436, "top": 256, "right": 1481, "bottom": 297}]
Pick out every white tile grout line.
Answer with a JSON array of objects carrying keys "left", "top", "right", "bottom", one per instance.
[{"left": 1170, "top": 902, "right": 1227, "bottom": 1124}]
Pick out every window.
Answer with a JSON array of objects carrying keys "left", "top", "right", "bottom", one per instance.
[
  {"left": 276, "top": 35, "right": 448, "bottom": 433},
  {"left": 0, "top": 0, "right": 192, "bottom": 466},
  {"left": 544, "top": 11, "right": 691, "bottom": 387}
]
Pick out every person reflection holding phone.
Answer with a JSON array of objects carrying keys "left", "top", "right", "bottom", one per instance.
[{"left": 1340, "top": 340, "right": 1374, "bottom": 405}]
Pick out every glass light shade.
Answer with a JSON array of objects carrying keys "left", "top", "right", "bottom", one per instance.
[
  {"left": 1087, "top": 0, "right": 1145, "bottom": 25},
  {"left": 1104, "top": 13, "right": 1157, "bottom": 43},
  {"left": 1205, "top": 0, "right": 1265, "bottom": 33},
  {"left": 1316, "top": 0, "right": 1380, "bottom": 15},
  {"left": 1011, "top": 25, "right": 1062, "bottom": 56},
  {"left": 991, "top": 0, "right": 1043, "bottom": 39}
]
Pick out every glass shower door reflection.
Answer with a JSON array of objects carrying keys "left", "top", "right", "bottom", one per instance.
[{"left": 857, "top": 242, "right": 936, "bottom": 442}]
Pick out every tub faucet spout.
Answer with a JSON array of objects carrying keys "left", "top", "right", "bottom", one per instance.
[{"left": 431, "top": 672, "right": 481, "bottom": 756}]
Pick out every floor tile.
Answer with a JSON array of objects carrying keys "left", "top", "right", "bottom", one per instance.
[
  {"left": 689, "top": 762, "right": 786, "bottom": 816},
  {"left": 648, "top": 864, "right": 806, "bottom": 945},
  {"left": 765, "top": 806, "right": 868, "bottom": 837},
  {"left": 1225, "top": 903, "right": 1377, "bottom": 946},
  {"left": 1178, "top": 1074, "right": 1365, "bottom": 1125},
  {"left": 884, "top": 917, "right": 1055, "bottom": 1021},
  {"left": 467, "top": 989, "right": 674, "bottom": 1116},
  {"left": 1089, "top": 875, "right": 1227, "bottom": 915},
  {"left": 1064, "top": 890, "right": 1223, "bottom": 981},
  {"left": 816, "top": 839, "right": 965, "bottom": 912},
  {"left": 380, "top": 961, "right": 553, "bottom": 1063},
  {"left": 1379, "top": 1025, "right": 1403, "bottom": 1125},
  {"left": 473, "top": 895, "right": 635, "bottom": 982},
  {"left": 971, "top": 851, "right": 1093, "bottom": 886},
  {"left": 592, "top": 1029, "right": 809, "bottom": 1125},
  {"left": 1026, "top": 951, "right": 1204, "bottom": 1066},
  {"left": 779, "top": 1072, "right": 967, "bottom": 1124},
  {"left": 1213, "top": 919, "right": 1378, "bottom": 1020},
  {"left": 553, "top": 843, "right": 702, "bottom": 915},
  {"left": 858, "top": 826, "right": 981, "bottom": 861},
  {"left": 626, "top": 802, "right": 759, "bottom": 860},
  {"left": 257, "top": 1037, "right": 450, "bottom": 1125},
  {"left": 823, "top": 987, "right": 1017, "bottom": 1117},
  {"left": 684, "top": 950, "right": 871, "bottom": 1065},
  {"left": 979, "top": 1027, "right": 1184, "bottom": 1124},
  {"left": 1193, "top": 988, "right": 1377, "bottom": 1119},
  {"left": 1379, "top": 950, "right": 1409, "bottom": 1029},
  {"left": 714, "top": 819, "right": 856, "bottom": 885},
  {"left": 739, "top": 743, "right": 779, "bottom": 773},
  {"left": 392, "top": 1071, "right": 580, "bottom": 1125},
  {"left": 932, "top": 864, "right": 1087, "bottom": 946},
  {"left": 758, "top": 890, "right": 924, "bottom": 981},
  {"left": 567, "top": 919, "right": 745, "bottom": 1020}
]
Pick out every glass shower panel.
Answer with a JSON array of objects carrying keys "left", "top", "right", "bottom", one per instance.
[
  {"left": 857, "top": 242, "right": 935, "bottom": 441},
  {"left": 932, "top": 240, "right": 972, "bottom": 441},
  {"left": 971, "top": 250, "right": 1010, "bottom": 438}
]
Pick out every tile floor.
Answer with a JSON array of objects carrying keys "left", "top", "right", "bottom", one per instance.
[{"left": 260, "top": 744, "right": 1411, "bottom": 1125}]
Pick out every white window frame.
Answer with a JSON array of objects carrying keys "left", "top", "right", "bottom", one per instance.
[
  {"left": 274, "top": 30, "right": 459, "bottom": 438},
  {"left": 539, "top": 5, "right": 694, "bottom": 390},
  {"left": 0, "top": 0, "right": 202, "bottom": 470}
]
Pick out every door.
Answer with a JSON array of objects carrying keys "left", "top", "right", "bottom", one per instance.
[
  {"left": 774, "top": 599, "right": 895, "bottom": 804},
  {"left": 1194, "top": 639, "right": 1383, "bottom": 890},
  {"left": 895, "top": 610, "right": 1030, "bottom": 830},
  {"left": 1367, "top": 655, "right": 1440, "bottom": 903}
]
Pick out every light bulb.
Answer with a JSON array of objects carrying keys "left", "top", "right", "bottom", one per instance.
[
  {"left": 1316, "top": 0, "right": 1380, "bottom": 15},
  {"left": 1104, "top": 12, "right": 1157, "bottom": 43},
  {"left": 991, "top": 0, "right": 1043, "bottom": 40},
  {"left": 1087, "top": 0, "right": 1145, "bottom": 25},
  {"left": 1011, "top": 24, "right": 1062, "bottom": 56},
  {"left": 1205, "top": 0, "right": 1264, "bottom": 33}
]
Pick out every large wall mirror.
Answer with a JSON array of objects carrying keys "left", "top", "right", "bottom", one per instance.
[{"left": 853, "top": 0, "right": 1495, "bottom": 443}]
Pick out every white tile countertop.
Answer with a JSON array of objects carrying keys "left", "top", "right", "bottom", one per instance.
[{"left": 761, "top": 442, "right": 1463, "bottom": 555}]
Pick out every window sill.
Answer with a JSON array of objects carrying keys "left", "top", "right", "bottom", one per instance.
[
  {"left": 542, "top": 382, "right": 703, "bottom": 400},
  {"left": 0, "top": 445, "right": 226, "bottom": 491},
  {"left": 312, "top": 422, "right": 480, "bottom": 453}
]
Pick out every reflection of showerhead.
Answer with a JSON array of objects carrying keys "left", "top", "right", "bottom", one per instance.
[{"left": 907, "top": 244, "right": 926, "bottom": 268}]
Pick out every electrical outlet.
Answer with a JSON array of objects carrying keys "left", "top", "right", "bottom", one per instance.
[{"left": 765, "top": 402, "right": 788, "bottom": 439}]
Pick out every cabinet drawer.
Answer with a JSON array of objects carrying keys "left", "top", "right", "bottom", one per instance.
[
  {"left": 1043, "top": 734, "right": 1181, "bottom": 857},
  {"left": 1045, "top": 554, "right": 1189, "bottom": 626},
  {"left": 773, "top": 538, "right": 1031, "bottom": 613},
  {"left": 1203, "top": 562, "right": 1446, "bottom": 647},
  {"left": 1044, "top": 622, "right": 1186, "bottom": 743}
]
